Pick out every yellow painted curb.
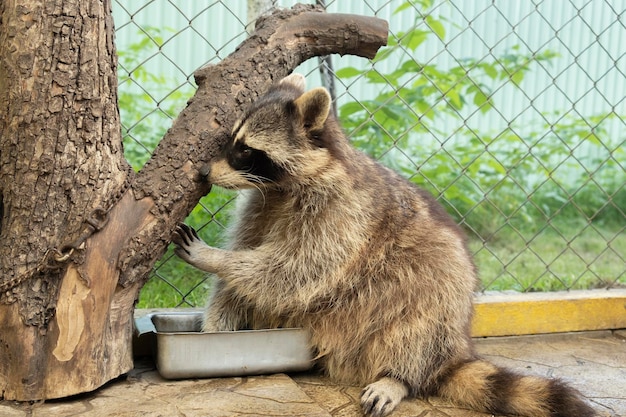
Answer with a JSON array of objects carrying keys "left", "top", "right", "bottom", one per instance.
[{"left": 472, "top": 289, "right": 626, "bottom": 337}]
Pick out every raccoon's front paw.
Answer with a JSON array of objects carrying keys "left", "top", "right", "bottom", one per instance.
[
  {"left": 172, "top": 223, "right": 210, "bottom": 267},
  {"left": 361, "top": 377, "right": 408, "bottom": 417}
]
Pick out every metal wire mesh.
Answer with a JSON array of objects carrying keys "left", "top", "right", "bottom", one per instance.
[{"left": 112, "top": 0, "right": 625, "bottom": 308}]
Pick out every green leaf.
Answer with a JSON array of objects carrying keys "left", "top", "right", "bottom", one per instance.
[
  {"left": 394, "top": 2, "right": 414, "bottom": 14},
  {"left": 339, "top": 101, "right": 366, "bottom": 118},
  {"left": 425, "top": 16, "right": 446, "bottom": 40},
  {"left": 473, "top": 90, "right": 487, "bottom": 107},
  {"left": 402, "top": 29, "right": 429, "bottom": 51},
  {"left": 510, "top": 69, "right": 525, "bottom": 86},
  {"left": 481, "top": 63, "right": 498, "bottom": 79},
  {"left": 446, "top": 88, "right": 462, "bottom": 109},
  {"left": 472, "top": 88, "right": 492, "bottom": 113},
  {"left": 486, "top": 158, "right": 506, "bottom": 175},
  {"left": 372, "top": 45, "right": 396, "bottom": 64},
  {"left": 584, "top": 132, "right": 602, "bottom": 146},
  {"left": 365, "top": 70, "right": 388, "bottom": 84},
  {"left": 392, "top": 60, "right": 423, "bottom": 78},
  {"left": 416, "top": 100, "right": 435, "bottom": 120},
  {"left": 335, "top": 67, "right": 362, "bottom": 79},
  {"left": 380, "top": 105, "right": 402, "bottom": 121}
]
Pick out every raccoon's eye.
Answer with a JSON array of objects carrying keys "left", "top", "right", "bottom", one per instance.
[
  {"left": 232, "top": 141, "right": 252, "bottom": 159},
  {"left": 241, "top": 147, "right": 252, "bottom": 157},
  {"left": 230, "top": 143, "right": 254, "bottom": 169}
]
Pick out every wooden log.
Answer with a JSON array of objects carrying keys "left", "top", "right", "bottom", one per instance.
[{"left": 0, "top": 2, "right": 388, "bottom": 400}]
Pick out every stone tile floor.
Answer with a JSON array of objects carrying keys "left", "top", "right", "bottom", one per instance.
[{"left": 1, "top": 330, "right": 624, "bottom": 417}]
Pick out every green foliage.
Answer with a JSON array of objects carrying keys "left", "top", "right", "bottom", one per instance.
[
  {"left": 136, "top": 190, "right": 236, "bottom": 308},
  {"left": 413, "top": 112, "right": 626, "bottom": 236},
  {"left": 339, "top": 13, "right": 557, "bottom": 163},
  {"left": 336, "top": 1, "right": 624, "bottom": 233},
  {"left": 118, "top": 26, "right": 196, "bottom": 171},
  {"left": 118, "top": 27, "right": 236, "bottom": 307},
  {"left": 336, "top": 0, "right": 625, "bottom": 291},
  {"left": 120, "top": 4, "right": 624, "bottom": 304}
]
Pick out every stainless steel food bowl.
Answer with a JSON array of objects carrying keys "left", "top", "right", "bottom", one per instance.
[{"left": 135, "top": 311, "right": 313, "bottom": 379}]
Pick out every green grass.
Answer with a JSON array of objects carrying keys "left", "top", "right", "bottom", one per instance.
[
  {"left": 136, "top": 189, "right": 235, "bottom": 309},
  {"left": 137, "top": 202, "right": 624, "bottom": 308},
  {"left": 136, "top": 249, "right": 212, "bottom": 308},
  {"left": 470, "top": 219, "right": 625, "bottom": 292}
]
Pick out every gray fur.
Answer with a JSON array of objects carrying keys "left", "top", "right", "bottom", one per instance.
[{"left": 173, "top": 75, "right": 596, "bottom": 417}]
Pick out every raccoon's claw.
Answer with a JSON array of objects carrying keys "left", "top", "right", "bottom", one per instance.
[
  {"left": 361, "top": 378, "right": 408, "bottom": 417},
  {"left": 173, "top": 223, "right": 202, "bottom": 259},
  {"left": 361, "top": 391, "right": 393, "bottom": 417},
  {"left": 174, "top": 224, "right": 199, "bottom": 245},
  {"left": 172, "top": 223, "right": 222, "bottom": 273}
]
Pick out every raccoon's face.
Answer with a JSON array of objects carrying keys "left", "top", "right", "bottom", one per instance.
[{"left": 207, "top": 74, "right": 335, "bottom": 191}]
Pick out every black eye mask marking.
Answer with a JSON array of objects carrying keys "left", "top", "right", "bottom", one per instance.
[
  {"left": 228, "top": 141, "right": 254, "bottom": 170},
  {"left": 225, "top": 140, "right": 285, "bottom": 183}
]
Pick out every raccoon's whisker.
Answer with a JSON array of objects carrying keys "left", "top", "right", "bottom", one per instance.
[
  {"left": 242, "top": 173, "right": 271, "bottom": 207},
  {"left": 244, "top": 172, "right": 274, "bottom": 187},
  {"left": 244, "top": 173, "right": 276, "bottom": 191},
  {"left": 248, "top": 181, "right": 264, "bottom": 196}
]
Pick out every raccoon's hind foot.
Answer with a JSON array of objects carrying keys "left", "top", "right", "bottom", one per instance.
[{"left": 361, "top": 377, "right": 409, "bottom": 417}]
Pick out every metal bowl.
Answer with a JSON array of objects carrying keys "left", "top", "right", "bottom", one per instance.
[{"left": 135, "top": 311, "right": 313, "bottom": 379}]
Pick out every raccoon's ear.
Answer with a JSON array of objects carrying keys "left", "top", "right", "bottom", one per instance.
[
  {"left": 294, "top": 87, "right": 331, "bottom": 131},
  {"left": 279, "top": 73, "right": 306, "bottom": 94}
]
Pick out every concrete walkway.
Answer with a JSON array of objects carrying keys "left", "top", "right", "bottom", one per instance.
[{"left": 1, "top": 330, "right": 624, "bottom": 417}]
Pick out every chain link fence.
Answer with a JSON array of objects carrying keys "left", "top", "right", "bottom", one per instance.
[{"left": 112, "top": 0, "right": 625, "bottom": 308}]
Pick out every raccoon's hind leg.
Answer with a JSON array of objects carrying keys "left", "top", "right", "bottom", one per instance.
[
  {"left": 361, "top": 377, "right": 409, "bottom": 417},
  {"left": 202, "top": 279, "right": 249, "bottom": 332}
]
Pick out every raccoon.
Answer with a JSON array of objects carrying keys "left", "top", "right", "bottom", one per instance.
[{"left": 173, "top": 73, "right": 596, "bottom": 417}]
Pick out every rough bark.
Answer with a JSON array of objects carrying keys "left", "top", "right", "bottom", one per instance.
[
  {"left": 0, "top": 0, "right": 131, "bottom": 400},
  {"left": 0, "top": 2, "right": 387, "bottom": 401}
]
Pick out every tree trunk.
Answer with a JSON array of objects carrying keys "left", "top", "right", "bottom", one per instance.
[{"left": 0, "top": 2, "right": 387, "bottom": 401}]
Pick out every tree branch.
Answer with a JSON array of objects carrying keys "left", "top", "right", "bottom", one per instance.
[
  {"left": 0, "top": 3, "right": 387, "bottom": 401},
  {"left": 121, "top": 4, "right": 388, "bottom": 285}
]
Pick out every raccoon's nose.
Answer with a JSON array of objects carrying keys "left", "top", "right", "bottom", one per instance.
[{"left": 198, "top": 163, "right": 211, "bottom": 180}]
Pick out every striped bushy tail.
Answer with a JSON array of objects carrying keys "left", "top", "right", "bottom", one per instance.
[{"left": 437, "top": 359, "right": 596, "bottom": 417}]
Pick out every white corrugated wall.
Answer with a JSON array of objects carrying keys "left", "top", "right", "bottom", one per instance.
[{"left": 111, "top": 0, "right": 625, "bottom": 141}]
